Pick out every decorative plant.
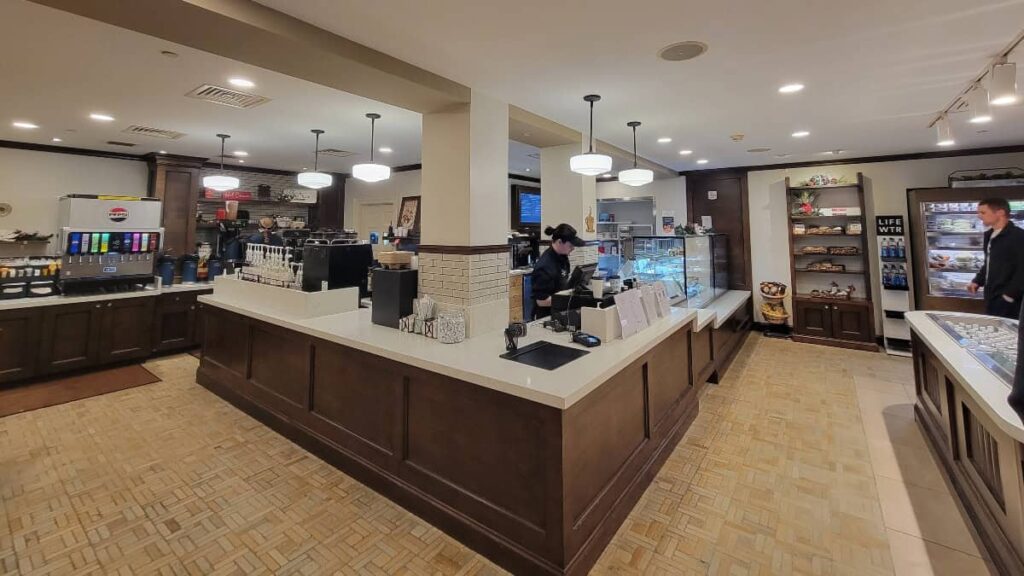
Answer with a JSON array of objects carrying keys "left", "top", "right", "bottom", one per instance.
[{"left": 791, "top": 189, "right": 818, "bottom": 215}]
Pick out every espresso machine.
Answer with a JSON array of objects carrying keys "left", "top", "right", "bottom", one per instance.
[{"left": 57, "top": 195, "right": 164, "bottom": 293}]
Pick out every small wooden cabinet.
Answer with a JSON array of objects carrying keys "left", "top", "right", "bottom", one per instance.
[
  {"left": 99, "top": 297, "right": 156, "bottom": 362},
  {"left": 793, "top": 298, "right": 873, "bottom": 346},
  {"left": 153, "top": 292, "right": 202, "bottom": 352},
  {"left": 0, "top": 308, "right": 43, "bottom": 383},
  {"left": 38, "top": 301, "right": 104, "bottom": 374}
]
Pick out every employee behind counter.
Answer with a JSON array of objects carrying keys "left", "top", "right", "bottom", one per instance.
[
  {"left": 247, "top": 216, "right": 284, "bottom": 247},
  {"left": 531, "top": 223, "right": 586, "bottom": 319}
]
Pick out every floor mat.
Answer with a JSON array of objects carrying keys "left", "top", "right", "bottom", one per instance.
[{"left": 0, "top": 364, "right": 161, "bottom": 418}]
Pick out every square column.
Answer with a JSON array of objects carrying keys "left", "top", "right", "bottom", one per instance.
[
  {"left": 540, "top": 144, "right": 599, "bottom": 266},
  {"left": 418, "top": 91, "right": 510, "bottom": 337}
]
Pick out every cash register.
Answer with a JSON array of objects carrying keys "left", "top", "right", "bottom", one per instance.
[{"left": 550, "top": 263, "right": 616, "bottom": 328}]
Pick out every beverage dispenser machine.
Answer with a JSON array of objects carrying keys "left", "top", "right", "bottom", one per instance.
[{"left": 57, "top": 195, "right": 164, "bottom": 293}]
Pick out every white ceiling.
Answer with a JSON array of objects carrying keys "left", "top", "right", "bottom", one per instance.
[
  {"left": 0, "top": 0, "right": 424, "bottom": 173},
  {"left": 257, "top": 0, "right": 1024, "bottom": 171}
]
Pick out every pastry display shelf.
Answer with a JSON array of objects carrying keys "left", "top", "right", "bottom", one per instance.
[
  {"left": 795, "top": 268, "right": 866, "bottom": 275},
  {"left": 791, "top": 233, "right": 864, "bottom": 238},
  {"left": 793, "top": 293, "right": 872, "bottom": 306},
  {"left": 790, "top": 214, "right": 861, "bottom": 220},
  {"left": 788, "top": 183, "right": 860, "bottom": 190}
]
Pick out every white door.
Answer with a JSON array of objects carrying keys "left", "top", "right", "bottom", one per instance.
[{"left": 357, "top": 202, "right": 395, "bottom": 241}]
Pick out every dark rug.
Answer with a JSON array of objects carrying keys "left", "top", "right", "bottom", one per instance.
[{"left": 0, "top": 364, "right": 161, "bottom": 418}]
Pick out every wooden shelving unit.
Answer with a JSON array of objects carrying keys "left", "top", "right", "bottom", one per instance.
[{"left": 786, "top": 172, "right": 876, "bottom": 351}]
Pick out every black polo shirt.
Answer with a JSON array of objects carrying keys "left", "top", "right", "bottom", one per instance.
[{"left": 531, "top": 247, "right": 570, "bottom": 317}]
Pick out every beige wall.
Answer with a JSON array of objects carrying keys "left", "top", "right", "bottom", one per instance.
[
  {"left": 747, "top": 151, "right": 1024, "bottom": 326},
  {"left": 540, "top": 143, "right": 597, "bottom": 240},
  {"left": 0, "top": 148, "right": 148, "bottom": 255},
  {"left": 597, "top": 176, "right": 687, "bottom": 235},
  {"left": 344, "top": 169, "right": 421, "bottom": 233}
]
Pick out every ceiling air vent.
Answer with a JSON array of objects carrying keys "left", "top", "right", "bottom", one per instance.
[
  {"left": 106, "top": 141, "right": 136, "bottom": 147},
  {"left": 122, "top": 125, "right": 185, "bottom": 140},
  {"left": 320, "top": 148, "right": 356, "bottom": 158},
  {"left": 185, "top": 84, "right": 270, "bottom": 109},
  {"left": 527, "top": 152, "right": 540, "bottom": 159}
]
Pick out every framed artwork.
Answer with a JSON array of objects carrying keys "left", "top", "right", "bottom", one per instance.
[{"left": 397, "top": 196, "right": 421, "bottom": 235}]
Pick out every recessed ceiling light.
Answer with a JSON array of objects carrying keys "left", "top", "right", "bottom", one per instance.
[
  {"left": 238, "top": 159, "right": 245, "bottom": 163},
  {"left": 90, "top": 113, "right": 115, "bottom": 122},
  {"left": 821, "top": 149, "right": 845, "bottom": 155},
  {"left": 678, "top": 149, "right": 693, "bottom": 155},
  {"left": 159, "top": 150, "right": 167, "bottom": 154},
  {"left": 779, "top": 83, "right": 805, "bottom": 94},
  {"left": 378, "top": 146, "right": 392, "bottom": 153},
  {"left": 228, "top": 77, "right": 255, "bottom": 88},
  {"left": 601, "top": 173, "right": 613, "bottom": 178},
  {"left": 12, "top": 121, "right": 38, "bottom": 129},
  {"left": 233, "top": 150, "right": 249, "bottom": 157},
  {"left": 791, "top": 131, "right": 810, "bottom": 138},
  {"left": 696, "top": 159, "right": 709, "bottom": 164},
  {"left": 51, "top": 137, "right": 62, "bottom": 142},
  {"left": 657, "top": 137, "right": 672, "bottom": 143}
]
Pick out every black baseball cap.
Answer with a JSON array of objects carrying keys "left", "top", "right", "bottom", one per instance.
[{"left": 545, "top": 223, "right": 586, "bottom": 247}]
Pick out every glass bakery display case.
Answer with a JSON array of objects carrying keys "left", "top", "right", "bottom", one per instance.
[
  {"left": 927, "top": 312, "right": 1017, "bottom": 386},
  {"left": 626, "top": 234, "right": 729, "bottom": 308},
  {"left": 908, "top": 186, "right": 1024, "bottom": 313}
]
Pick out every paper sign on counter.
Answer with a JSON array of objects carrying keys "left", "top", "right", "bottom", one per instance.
[
  {"left": 639, "top": 285, "right": 659, "bottom": 322},
  {"left": 614, "top": 289, "right": 647, "bottom": 338},
  {"left": 653, "top": 281, "right": 672, "bottom": 317}
]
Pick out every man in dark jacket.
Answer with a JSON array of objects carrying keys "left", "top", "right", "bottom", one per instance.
[{"left": 968, "top": 198, "right": 1024, "bottom": 319}]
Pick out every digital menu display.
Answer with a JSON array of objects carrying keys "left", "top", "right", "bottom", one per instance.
[{"left": 519, "top": 192, "right": 541, "bottom": 224}]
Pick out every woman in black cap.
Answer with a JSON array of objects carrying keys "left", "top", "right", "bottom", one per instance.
[{"left": 531, "top": 223, "right": 586, "bottom": 319}]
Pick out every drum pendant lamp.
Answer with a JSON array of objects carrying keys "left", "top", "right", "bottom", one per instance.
[
  {"left": 202, "top": 134, "right": 240, "bottom": 192},
  {"left": 569, "top": 95, "right": 613, "bottom": 176},
  {"left": 352, "top": 113, "right": 391, "bottom": 183},
  {"left": 297, "top": 129, "right": 333, "bottom": 189},
  {"left": 617, "top": 121, "right": 654, "bottom": 187}
]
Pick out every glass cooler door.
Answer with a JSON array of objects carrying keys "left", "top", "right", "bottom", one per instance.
[
  {"left": 631, "top": 236, "right": 686, "bottom": 303},
  {"left": 683, "top": 235, "right": 714, "bottom": 307}
]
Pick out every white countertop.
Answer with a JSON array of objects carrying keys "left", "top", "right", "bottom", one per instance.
[
  {"left": 905, "top": 311, "right": 1024, "bottom": 442},
  {"left": 696, "top": 290, "right": 751, "bottom": 330},
  {"left": 200, "top": 293, "right": 699, "bottom": 409},
  {"left": 0, "top": 280, "right": 214, "bottom": 310}
]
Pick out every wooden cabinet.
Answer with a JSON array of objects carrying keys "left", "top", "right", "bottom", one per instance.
[
  {"left": 38, "top": 301, "right": 104, "bottom": 374},
  {"left": 154, "top": 292, "right": 200, "bottom": 352},
  {"left": 99, "top": 297, "right": 156, "bottom": 362},
  {"left": 0, "top": 308, "right": 43, "bottom": 383},
  {"left": 793, "top": 298, "right": 873, "bottom": 346}
]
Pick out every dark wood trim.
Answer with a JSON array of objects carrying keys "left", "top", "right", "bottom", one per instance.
[
  {"left": 201, "top": 161, "right": 295, "bottom": 177},
  {"left": 393, "top": 163, "right": 422, "bottom": 173},
  {"left": 510, "top": 174, "right": 541, "bottom": 184},
  {"left": 686, "top": 170, "right": 753, "bottom": 290},
  {"left": 0, "top": 139, "right": 146, "bottom": 162},
  {"left": 791, "top": 333, "right": 879, "bottom": 352},
  {"left": 417, "top": 244, "right": 510, "bottom": 255},
  {"left": 679, "top": 144, "right": 1024, "bottom": 176}
]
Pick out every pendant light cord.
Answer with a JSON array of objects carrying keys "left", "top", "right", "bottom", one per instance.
[
  {"left": 313, "top": 131, "right": 320, "bottom": 172},
  {"left": 588, "top": 99, "right": 594, "bottom": 153},
  {"left": 219, "top": 135, "right": 226, "bottom": 171},
  {"left": 370, "top": 117, "right": 376, "bottom": 162},
  {"left": 632, "top": 125, "right": 638, "bottom": 168}
]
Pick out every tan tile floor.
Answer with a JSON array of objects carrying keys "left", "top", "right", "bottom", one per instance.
[{"left": 0, "top": 335, "right": 999, "bottom": 575}]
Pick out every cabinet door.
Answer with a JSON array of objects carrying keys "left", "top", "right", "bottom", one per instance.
[
  {"left": 0, "top": 308, "right": 43, "bottom": 383},
  {"left": 39, "top": 302, "right": 103, "bottom": 374},
  {"left": 831, "top": 303, "right": 873, "bottom": 342},
  {"left": 99, "top": 297, "right": 156, "bottom": 363},
  {"left": 153, "top": 293, "right": 197, "bottom": 352},
  {"left": 793, "top": 299, "right": 832, "bottom": 337}
]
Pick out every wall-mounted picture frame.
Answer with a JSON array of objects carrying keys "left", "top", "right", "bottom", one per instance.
[{"left": 397, "top": 195, "right": 421, "bottom": 235}]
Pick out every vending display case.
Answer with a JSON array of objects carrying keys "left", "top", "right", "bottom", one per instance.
[
  {"left": 908, "top": 186, "right": 1024, "bottom": 313},
  {"left": 627, "top": 234, "right": 728, "bottom": 308}
]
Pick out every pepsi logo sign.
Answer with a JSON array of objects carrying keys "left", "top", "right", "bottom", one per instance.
[{"left": 108, "top": 207, "right": 129, "bottom": 222}]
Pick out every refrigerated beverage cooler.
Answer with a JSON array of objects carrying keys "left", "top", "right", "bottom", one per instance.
[
  {"left": 907, "top": 186, "right": 1024, "bottom": 313},
  {"left": 57, "top": 195, "right": 164, "bottom": 294}
]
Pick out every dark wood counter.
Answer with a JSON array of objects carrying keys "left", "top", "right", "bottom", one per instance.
[{"left": 196, "top": 304, "right": 730, "bottom": 575}]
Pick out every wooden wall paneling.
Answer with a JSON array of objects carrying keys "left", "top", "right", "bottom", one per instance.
[
  {"left": 0, "top": 308, "right": 42, "bottom": 383},
  {"left": 313, "top": 174, "right": 346, "bottom": 229},
  {"left": 248, "top": 321, "right": 311, "bottom": 414},
  {"left": 309, "top": 341, "right": 405, "bottom": 470},
  {"left": 562, "top": 354, "right": 649, "bottom": 552},
  {"left": 146, "top": 154, "right": 205, "bottom": 262},
  {"left": 690, "top": 325, "right": 714, "bottom": 389},
  {"left": 402, "top": 365, "right": 564, "bottom": 560},
  {"left": 646, "top": 326, "right": 693, "bottom": 431},
  {"left": 201, "top": 305, "right": 251, "bottom": 379},
  {"left": 687, "top": 171, "right": 752, "bottom": 290}
]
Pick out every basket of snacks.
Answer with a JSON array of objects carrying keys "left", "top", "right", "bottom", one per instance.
[
  {"left": 760, "top": 301, "right": 789, "bottom": 324},
  {"left": 759, "top": 281, "right": 788, "bottom": 301}
]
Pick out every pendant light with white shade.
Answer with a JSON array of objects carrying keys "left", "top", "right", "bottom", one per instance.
[
  {"left": 989, "top": 61, "right": 1018, "bottom": 106},
  {"left": 935, "top": 115, "right": 955, "bottom": 147},
  {"left": 297, "top": 129, "right": 333, "bottom": 189},
  {"left": 202, "top": 134, "right": 240, "bottom": 192},
  {"left": 569, "top": 94, "right": 613, "bottom": 176},
  {"left": 967, "top": 85, "right": 992, "bottom": 124},
  {"left": 618, "top": 121, "right": 654, "bottom": 187},
  {"left": 352, "top": 113, "right": 391, "bottom": 183}
]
